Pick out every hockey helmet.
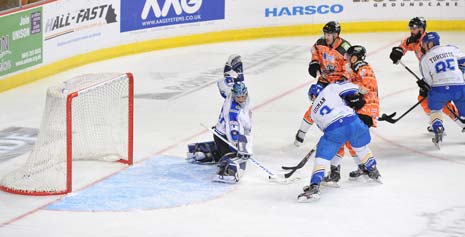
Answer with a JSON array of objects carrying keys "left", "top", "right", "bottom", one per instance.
[
  {"left": 422, "top": 32, "right": 440, "bottom": 47},
  {"left": 308, "top": 83, "right": 324, "bottom": 101},
  {"left": 409, "top": 17, "right": 426, "bottom": 30},
  {"left": 323, "top": 21, "right": 341, "bottom": 34},
  {"left": 346, "top": 45, "right": 367, "bottom": 61}
]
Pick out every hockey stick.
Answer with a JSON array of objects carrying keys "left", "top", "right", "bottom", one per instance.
[
  {"left": 280, "top": 148, "right": 315, "bottom": 178},
  {"left": 378, "top": 96, "right": 427, "bottom": 124},
  {"left": 399, "top": 61, "right": 465, "bottom": 123},
  {"left": 200, "top": 123, "right": 292, "bottom": 182}
]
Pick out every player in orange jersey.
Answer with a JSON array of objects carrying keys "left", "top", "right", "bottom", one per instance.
[
  {"left": 389, "top": 17, "right": 464, "bottom": 132},
  {"left": 294, "top": 21, "right": 352, "bottom": 186},
  {"left": 344, "top": 45, "right": 380, "bottom": 179},
  {"left": 308, "top": 21, "right": 351, "bottom": 86}
]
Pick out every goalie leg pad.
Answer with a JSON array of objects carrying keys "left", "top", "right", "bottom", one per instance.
[
  {"left": 187, "top": 141, "right": 221, "bottom": 163},
  {"left": 215, "top": 153, "right": 248, "bottom": 183}
]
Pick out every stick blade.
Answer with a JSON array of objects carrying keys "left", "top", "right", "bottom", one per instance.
[
  {"left": 379, "top": 112, "right": 398, "bottom": 123},
  {"left": 268, "top": 174, "right": 300, "bottom": 184}
]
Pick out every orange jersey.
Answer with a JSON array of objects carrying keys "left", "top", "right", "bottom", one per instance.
[
  {"left": 302, "top": 104, "right": 314, "bottom": 125},
  {"left": 398, "top": 32, "right": 426, "bottom": 60},
  {"left": 349, "top": 61, "right": 380, "bottom": 127},
  {"left": 311, "top": 37, "right": 351, "bottom": 83}
]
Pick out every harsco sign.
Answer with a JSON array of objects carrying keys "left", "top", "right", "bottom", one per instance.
[{"left": 265, "top": 4, "right": 344, "bottom": 17}]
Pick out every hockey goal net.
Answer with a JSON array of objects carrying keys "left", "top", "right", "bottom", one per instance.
[{"left": 0, "top": 73, "right": 134, "bottom": 195}]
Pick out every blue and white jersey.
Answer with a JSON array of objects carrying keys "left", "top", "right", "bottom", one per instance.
[
  {"left": 419, "top": 45, "right": 465, "bottom": 88},
  {"left": 215, "top": 94, "right": 252, "bottom": 146},
  {"left": 217, "top": 76, "right": 235, "bottom": 98},
  {"left": 310, "top": 82, "right": 360, "bottom": 131}
]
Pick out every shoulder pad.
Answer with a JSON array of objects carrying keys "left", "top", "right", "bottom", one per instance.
[
  {"left": 446, "top": 44, "right": 459, "bottom": 50},
  {"left": 335, "top": 80, "right": 350, "bottom": 85},
  {"left": 335, "top": 39, "right": 351, "bottom": 56},
  {"left": 340, "top": 39, "right": 351, "bottom": 50},
  {"left": 315, "top": 38, "right": 327, "bottom": 46}
]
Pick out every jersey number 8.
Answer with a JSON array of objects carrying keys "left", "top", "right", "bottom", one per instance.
[{"left": 435, "top": 58, "right": 456, "bottom": 73}]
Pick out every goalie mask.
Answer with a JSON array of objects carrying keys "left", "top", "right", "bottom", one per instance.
[{"left": 232, "top": 82, "right": 248, "bottom": 105}]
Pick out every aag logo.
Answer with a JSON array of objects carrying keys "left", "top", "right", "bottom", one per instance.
[
  {"left": 141, "top": 0, "right": 202, "bottom": 19},
  {"left": 121, "top": 0, "right": 225, "bottom": 32}
]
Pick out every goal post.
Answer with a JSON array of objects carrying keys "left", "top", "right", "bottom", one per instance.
[{"left": 0, "top": 73, "right": 134, "bottom": 195}]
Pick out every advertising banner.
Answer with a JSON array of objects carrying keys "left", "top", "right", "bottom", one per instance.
[
  {"left": 230, "top": 0, "right": 465, "bottom": 28},
  {"left": 43, "top": 0, "right": 120, "bottom": 63},
  {"left": 347, "top": 0, "right": 464, "bottom": 21},
  {"left": 120, "top": 0, "right": 225, "bottom": 33},
  {"left": 0, "top": 7, "right": 42, "bottom": 77}
]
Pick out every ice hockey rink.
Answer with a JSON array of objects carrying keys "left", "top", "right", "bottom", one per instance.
[{"left": 1, "top": 31, "right": 465, "bottom": 237}]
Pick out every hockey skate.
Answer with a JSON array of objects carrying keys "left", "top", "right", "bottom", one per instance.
[
  {"left": 213, "top": 174, "right": 239, "bottom": 184},
  {"left": 213, "top": 164, "right": 239, "bottom": 184},
  {"left": 427, "top": 125, "right": 447, "bottom": 136},
  {"left": 432, "top": 127, "right": 444, "bottom": 150},
  {"left": 213, "top": 154, "right": 244, "bottom": 184},
  {"left": 297, "top": 184, "right": 320, "bottom": 202},
  {"left": 349, "top": 164, "right": 369, "bottom": 180},
  {"left": 322, "top": 165, "right": 341, "bottom": 188},
  {"left": 427, "top": 126, "right": 434, "bottom": 133},
  {"left": 366, "top": 166, "right": 382, "bottom": 184}
]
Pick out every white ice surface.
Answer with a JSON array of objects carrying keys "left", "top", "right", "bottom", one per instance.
[{"left": 1, "top": 32, "right": 465, "bottom": 237}]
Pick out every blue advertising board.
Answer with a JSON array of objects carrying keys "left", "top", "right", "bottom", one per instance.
[{"left": 121, "top": 0, "right": 225, "bottom": 32}]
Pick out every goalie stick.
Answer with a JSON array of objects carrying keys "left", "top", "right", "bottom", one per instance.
[
  {"left": 399, "top": 61, "right": 465, "bottom": 124},
  {"left": 200, "top": 123, "right": 296, "bottom": 183},
  {"left": 280, "top": 148, "right": 315, "bottom": 178}
]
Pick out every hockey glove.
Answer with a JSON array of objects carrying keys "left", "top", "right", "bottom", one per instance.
[
  {"left": 406, "top": 35, "right": 420, "bottom": 45},
  {"left": 345, "top": 93, "right": 366, "bottom": 110},
  {"left": 308, "top": 61, "right": 320, "bottom": 78},
  {"left": 294, "top": 130, "right": 306, "bottom": 147},
  {"left": 416, "top": 79, "right": 431, "bottom": 97},
  {"left": 389, "top": 47, "right": 404, "bottom": 64},
  {"left": 224, "top": 70, "right": 238, "bottom": 79},
  {"left": 236, "top": 151, "right": 251, "bottom": 160}
]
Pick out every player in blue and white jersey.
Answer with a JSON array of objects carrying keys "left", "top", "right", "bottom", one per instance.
[
  {"left": 213, "top": 82, "right": 252, "bottom": 183},
  {"left": 418, "top": 32, "right": 465, "bottom": 148},
  {"left": 298, "top": 81, "right": 381, "bottom": 202},
  {"left": 187, "top": 55, "right": 246, "bottom": 164},
  {"left": 187, "top": 82, "right": 252, "bottom": 183}
]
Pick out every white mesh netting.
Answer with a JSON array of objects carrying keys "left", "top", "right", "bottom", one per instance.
[{"left": 0, "top": 73, "right": 132, "bottom": 195}]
